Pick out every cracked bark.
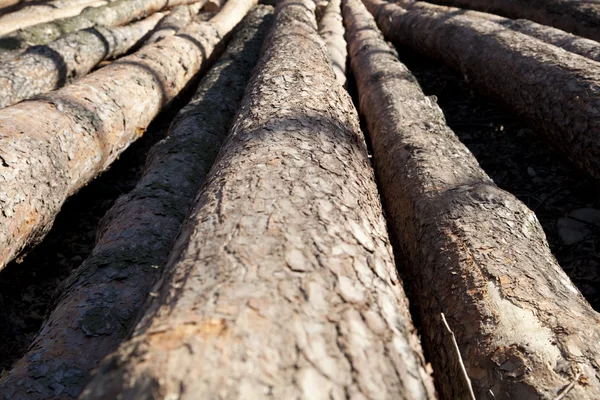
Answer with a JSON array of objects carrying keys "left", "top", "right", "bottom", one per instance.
[
  {"left": 349, "top": 0, "right": 600, "bottom": 399},
  {"left": 0, "top": 0, "right": 257, "bottom": 271},
  {"left": 426, "top": 0, "right": 600, "bottom": 42},
  {"left": 397, "top": 1, "right": 600, "bottom": 64},
  {"left": 364, "top": 0, "right": 600, "bottom": 184},
  {"left": 144, "top": 2, "right": 204, "bottom": 44},
  {"left": 0, "top": 0, "right": 109, "bottom": 36},
  {"left": 0, "top": 12, "right": 166, "bottom": 109},
  {"left": 0, "top": 7, "right": 272, "bottom": 400},
  {"left": 78, "top": 1, "right": 436, "bottom": 399},
  {"left": 318, "top": 0, "right": 345, "bottom": 87},
  {"left": 0, "top": 0, "right": 203, "bottom": 61}
]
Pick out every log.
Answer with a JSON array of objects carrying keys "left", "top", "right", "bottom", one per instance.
[
  {"left": 348, "top": 0, "right": 600, "bottom": 398},
  {"left": 397, "top": 1, "right": 600, "bottom": 64},
  {"left": 365, "top": 0, "right": 600, "bottom": 185},
  {"left": 0, "top": 0, "right": 108, "bottom": 36},
  {"left": 0, "top": 12, "right": 165, "bottom": 109},
  {"left": 0, "top": 7, "right": 273, "bottom": 400},
  {"left": 78, "top": 0, "right": 436, "bottom": 398},
  {"left": 204, "top": 0, "right": 222, "bottom": 12},
  {"left": 144, "top": 2, "right": 204, "bottom": 43},
  {"left": 426, "top": 0, "right": 600, "bottom": 42},
  {"left": 318, "top": 0, "right": 346, "bottom": 86},
  {"left": 0, "top": 0, "right": 203, "bottom": 61},
  {"left": 0, "top": 0, "right": 257, "bottom": 272}
]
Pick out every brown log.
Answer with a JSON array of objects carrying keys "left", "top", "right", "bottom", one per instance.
[
  {"left": 366, "top": 0, "right": 600, "bottom": 184},
  {"left": 0, "top": 0, "right": 108, "bottom": 36},
  {"left": 0, "top": 0, "right": 256, "bottom": 272},
  {"left": 318, "top": 0, "right": 346, "bottom": 86},
  {"left": 203, "top": 0, "right": 222, "bottom": 12},
  {"left": 397, "top": 1, "right": 600, "bottom": 64},
  {"left": 0, "top": 0, "right": 203, "bottom": 61},
  {"left": 144, "top": 2, "right": 204, "bottom": 43},
  {"left": 349, "top": 0, "right": 600, "bottom": 398},
  {"left": 0, "top": 12, "right": 166, "bottom": 109},
  {"left": 78, "top": 0, "right": 436, "bottom": 398},
  {"left": 0, "top": 7, "right": 272, "bottom": 400},
  {"left": 426, "top": 0, "right": 600, "bottom": 42}
]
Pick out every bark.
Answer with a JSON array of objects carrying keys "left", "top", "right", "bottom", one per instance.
[
  {"left": 78, "top": 1, "right": 436, "bottom": 399},
  {"left": 0, "top": 0, "right": 108, "bottom": 36},
  {"left": 427, "top": 0, "right": 600, "bottom": 42},
  {"left": 365, "top": 0, "right": 600, "bottom": 185},
  {"left": 0, "top": 0, "right": 257, "bottom": 272},
  {"left": 349, "top": 0, "right": 600, "bottom": 399},
  {"left": 318, "top": 0, "right": 345, "bottom": 86},
  {"left": 144, "top": 2, "right": 203, "bottom": 44},
  {"left": 0, "top": 8, "right": 272, "bottom": 400},
  {"left": 0, "top": 12, "right": 165, "bottom": 109},
  {"left": 204, "top": 0, "right": 222, "bottom": 12},
  {"left": 0, "top": 0, "right": 203, "bottom": 61},
  {"left": 398, "top": 1, "right": 600, "bottom": 65}
]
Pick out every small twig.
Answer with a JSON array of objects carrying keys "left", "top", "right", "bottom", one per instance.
[
  {"left": 441, "top": 313, "right": 477, "bottom": 400},
  {"left": 553, "top": 372, "right": 582, "bottom": 400}
]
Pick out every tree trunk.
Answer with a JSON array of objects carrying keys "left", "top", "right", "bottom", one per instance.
[
  {"left": 0, "top": 12, "right": 166, "bottom": 109},
  {"left": 0, "top": 0, "right": 257, "bottom": 272},
  {"left": 204, "top": 0, "right": 222, "bottom": 12},
  {"left": 0, "top": 0, "right": 203, "bottom": 61},
  {"left": 78, "top": 1, "right": 436, "bottom": 399},
  {"left": 0, "top": 8, "right": 272, "bottom": 400},
  {"left": 427, "top": 0, "right": 600, "bottom": 42},
  {"left": 144, "top": 2, "right": 204, "bottom": 43},
  {"left": 318, "top": 0, "right": 345, "bottom": 86},
  {"left": 348, "top": 0, "right": 600, "bottom": 399},
  {"left": 364, "top": 0, "right": 600, "bottom": 184},
  {"left": 0, "top": 0, "right": 108, "bottom": 36},
  {"left": 397, "top": 1, "right": 600, "bottom": 65}
]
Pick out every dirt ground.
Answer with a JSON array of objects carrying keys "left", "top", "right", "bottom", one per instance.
[{"left": 1, "top": 45, "right": 599, "bottom": 376}]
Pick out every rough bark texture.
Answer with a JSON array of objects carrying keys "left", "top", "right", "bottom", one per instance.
[
  {"left": 0, "top": 0, "right": 108, "bottom": 36},
  {"left": 318, "top": 0, "right": 345, "bottom": 86},
  {"left": 204, "top": 0, "right": 222, "bottom": 12},
  {"left": 0, "top": 0, "right": 202, "bottom": 60},
  {"left": 350, "top": 0, "right": 600, "bottom": 399},
  {"left": 427, "top": 0, "right": 600, "bottom": 42},
  {"left": 144, "top": 2, "right": 203, "bottom": 43},
  {"left": 0, "top": 8, "right": 272, "bottom": 400},
  {"left": 78, "top": 1, "right": 436, "bottom": 399},
  {"left": 0, "top": 0, "right": 257, "bottom": 272},
  {"left": 0, "top": 13, "right": 165, "bottom": 109},
  {"left": 398, "top": 1, "right": 600, "bottom": 64},
  {"left": 366, "top": 0, "right": 600, "bottom": 184}
]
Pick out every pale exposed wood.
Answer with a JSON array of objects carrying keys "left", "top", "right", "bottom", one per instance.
[
  {"left": 0, "top": 0, "right": 257, "bottom": 271},
  {"left": 0, "top": 0, "right": 108, "bottom": 36},
  {"left": 0, "top": 8, "right": 271, "bottom": 399},
  {"left": 78, "top": 1, "right": 436, "bottom": 399},
  {"left": 144, "top": 2, "right": 203, "bottom": 43},
  {"left": 0, "top": 0, "right": 203, "bottom": 61},
  {"left": 350, "top": 0, "right": 600, "bottom": 398},
  {"left": 0, "top": 12, "right": 165, "bottom": 109}
]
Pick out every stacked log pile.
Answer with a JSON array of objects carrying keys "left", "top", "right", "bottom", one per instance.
[{"left": 0, "top": 0, "right": 598, "bottom": 398}]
